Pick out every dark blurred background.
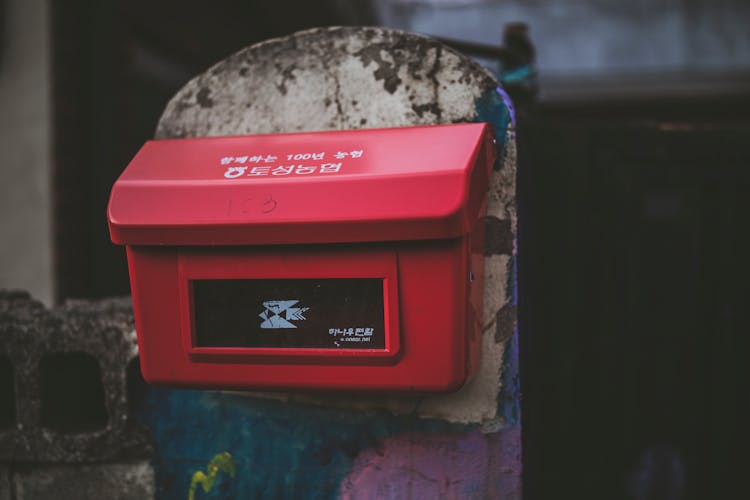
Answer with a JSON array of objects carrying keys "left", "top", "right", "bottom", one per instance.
[{"left": 1, "top": 0, "right": 749, "bottom": 498}]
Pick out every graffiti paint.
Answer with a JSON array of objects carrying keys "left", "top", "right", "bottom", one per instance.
[{"left": 188, "top": 452, "right": 236, "bottom": 500}]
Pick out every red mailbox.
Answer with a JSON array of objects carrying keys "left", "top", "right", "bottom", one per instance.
[{"left": 108, "top": 123, "right": 496, "bottom": 392}]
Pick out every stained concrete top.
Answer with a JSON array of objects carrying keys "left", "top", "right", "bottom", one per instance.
[{"left": 156, "top": 26, "right": 497, "bottom": 139}]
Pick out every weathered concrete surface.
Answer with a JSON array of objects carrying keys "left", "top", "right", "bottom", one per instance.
[
  {"left": 13, "top": 462, "right": 154, "bottom": 500},
  {"left": 0, "top": 290, "right": 151, "bottom": 462},
  {"left": 156, "top": 27, "right": 497, "bottom": 139},
  {"left": 156, "top": 26, "right": 517, "bottom": 426}
]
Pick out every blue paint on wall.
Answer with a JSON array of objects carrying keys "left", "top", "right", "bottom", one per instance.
[
  {"left": 474, "top": 88, "right": 513, "bottom": 163},
  {"left": 498, "top": 255, "right": 521, "bottom": 427},
  {"left": 499, "top": 333, "right": 521, "bottom": 426},
  {"left": 137, "top": 388, "right": 466, "bottom": 499}
]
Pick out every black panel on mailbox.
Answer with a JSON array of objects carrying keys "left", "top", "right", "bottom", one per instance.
[{"left": 192, "top": 278, "right": 385, "bottom": 349}]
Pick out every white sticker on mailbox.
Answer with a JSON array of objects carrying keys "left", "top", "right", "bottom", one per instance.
[{"left": 259, "top": 300, "right": 309, "bottom": 329}]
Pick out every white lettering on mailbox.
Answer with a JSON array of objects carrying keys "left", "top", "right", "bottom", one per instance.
[
  {"left": 328, "top": 327, "right": 375, "bottom": 344},
  {"left": 219, "top": 149, "right": 364, "bottom": 179},
  {"left": 224, "top": 166, "right": 247, "bottom": 178}
]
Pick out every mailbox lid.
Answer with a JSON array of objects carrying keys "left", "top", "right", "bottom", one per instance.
[{"left": 108, "top": 123, "right": 495, "bottom": 245}]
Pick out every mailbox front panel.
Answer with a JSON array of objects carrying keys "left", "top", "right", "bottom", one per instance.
[
  {"left": 128, "top": 238, "right": 479, "bottom": 392},
  {"left": 177, "top": 246, "right": 400, "bottom": 364}
]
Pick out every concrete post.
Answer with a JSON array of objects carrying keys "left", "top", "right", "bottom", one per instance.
[{"left": 151, "top": 27, "right": 520, "bottom": 498}]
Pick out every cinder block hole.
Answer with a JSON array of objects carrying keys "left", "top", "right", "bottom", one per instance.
[
  {"left": 0, "top": 355, "right": 15, "bottom": 428},
  {"left": 127, "top": 357, "right": 148, "bottom": 418},
  {"left": 40, "top": 352, "right": 108, "bottom": 433}
]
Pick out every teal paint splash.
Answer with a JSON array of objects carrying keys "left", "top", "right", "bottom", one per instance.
[
  {"left": 499, "top": 65, "right": 536, "bottom": 87},
  {"left": 474, "top": 87, "right": 513, "bottom": 163},
  {"left": 137, "top": 388, "right": 465, "bottom": 499}
]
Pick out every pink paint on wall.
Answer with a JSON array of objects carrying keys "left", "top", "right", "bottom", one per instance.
[{"left": 340, "top": 426, "right": 521, "bottom": 499}]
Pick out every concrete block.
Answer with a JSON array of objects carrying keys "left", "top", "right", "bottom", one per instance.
[
  {"left": 14, "top": 462, "right": 154, "bottom": 500},
  {"left": 0, "top": 290, "right": 151, "bottom": 462}
]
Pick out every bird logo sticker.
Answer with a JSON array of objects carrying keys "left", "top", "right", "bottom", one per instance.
[{"left": 259, "top": 300, "right": 309, "bottom": 329}]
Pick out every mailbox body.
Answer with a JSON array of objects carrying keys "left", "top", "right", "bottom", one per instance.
[{"left": 109, "top": 123, "right": 496, "bottom": 392}]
